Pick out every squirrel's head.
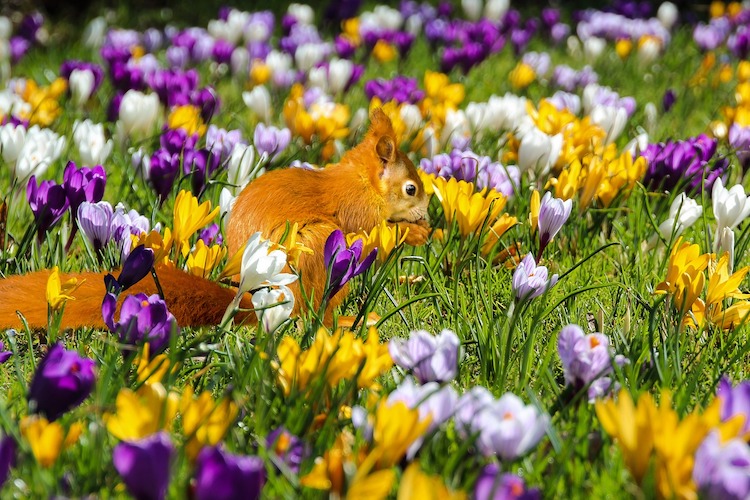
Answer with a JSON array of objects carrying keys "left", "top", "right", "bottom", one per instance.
[{"left": 368, "top": 109, "right": 429, "bottom": 224}]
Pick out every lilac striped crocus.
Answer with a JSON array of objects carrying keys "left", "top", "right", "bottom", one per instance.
[
  {"left": 558, "top": 324, "right": 624, "bottom": 402},
  {"left": 253, "top": 123, "right": 292, "bottom": 163},
  {"left": 63, "top": 162, "right": 107, "bottom": 246},
  {"left": 113, "top": 432, "right": 174, "bottom": 500},
  {"left": 77, "top": 201, "right": 114, "bottom": 254},
  {"left": 538, "top": 192, "right": 572, "bottom": 257},
  {"left": 512, "top": 254, "right": 558, "bottom": 302},
  {"left": 474, "top": 464, "right": 540, "bottom": 500},
  {"left": 716, "top": 376, "right": 750, "bottom": 436},
  {"left": 693, "top": 431, "right": 750, "bottom": 500},
  {"left": 389, "top": 329, "right": 460, "bottom": 383}
]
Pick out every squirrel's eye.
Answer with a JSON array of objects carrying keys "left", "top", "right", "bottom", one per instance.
[{"left": 404, "top": 182, "right": 417, "bottom": 196}]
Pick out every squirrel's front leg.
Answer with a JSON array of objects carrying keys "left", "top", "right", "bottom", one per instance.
[{"left": 390, "top": 219, "right": 430, "bottom": 246}]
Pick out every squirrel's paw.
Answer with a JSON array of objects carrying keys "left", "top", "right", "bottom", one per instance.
[{"left": 393, "top": 220, "right": 430, "bottom": 246}]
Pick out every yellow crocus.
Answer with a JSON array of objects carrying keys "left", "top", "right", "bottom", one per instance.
[
  {"left": 370, "top": 400, "right": 431, "bottom": 468},
  {"left": 46, "top": 267, "right": 83, "bottom": 311},
  {"left": 550, "top": 159, "right": 582, "bottom": 201},
  {"left": 737, "top": 61, "right": 750, "bottom": 83},
  {"left": 529, "top": 189, "right": 540, "bottom": 234},
  {"left": 250, "top": 62, "right": 271, "bottom": 86},
  {"left": 431, "top": 177, "right": 506, "bottom": 238},
  {"left": 135, "top": 343, "right": 175, "bottom": 384},
  {"left": 480, "top": 214, "right": 518, "bottom": 256},
  {"left": 347, "top": 220, "right": 409, "bottom": 263},
  {"left": 372, "top": 40, "right": 397, "bottom": 63},
  {"left": 342, "top": 18, "right": 361, "bottom": 45},
  {"left": 398, "top": 462, "right": 467, "bottom": 500},
  {"left": 172, "top": 190, "right": 220, "bottom": 251},
  {"left": 21, "top": 416, "right": 82, "bottom": 468},
  {"left": 219, "top": 243, "right": 245, "bottom": 280},
  {"left": 616, "top": 39, "right": 633, "bottom": 59},
  {"left": 167, "top": 104, "right": 206, "bottom": 137},
  {"left": 509, "top": 62, "right": 536, "bottom": 90},
  {"left": 357, "top": 327, "right": 394, "bottom": 389},
  {"left": 186, "top": 240, "right": 227, "bottom": 278},
  {"left": 275, "top": 222, "right": 314, "bottom": 269},
  {"left": 654, "top": 239, "right": 711, "bottom": 312},
  {"left": 705, "top": 254, "right": 750, "bottom": 308},
  {"left": 180, "top": 386, "right": 239, "bottom": 460},
  {"left": 105, "top": 382, "right": 179, "bottom": 441}
]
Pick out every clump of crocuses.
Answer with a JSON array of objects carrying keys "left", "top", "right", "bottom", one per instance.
[
  {"left": 27, "top": 342, "right": 96, "bottom": 421},
  {"left": 389, "top": 329, "right": 460, "bottom": 383},
  {"left": 102, "top": 291, "right": 179, "bottom": 355},
  {"left": 641, "top": 134, "right": 728, "bottom": 193},
  {"left": 557, "top": 324, "right": 625, "bottom": 402},
  {"left": 323, "top": 229, "right": 377, "bottom": 301}
]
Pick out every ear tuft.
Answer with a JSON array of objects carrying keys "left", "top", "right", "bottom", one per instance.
[
  {"left": 368, "top": 108, "right": 395, "bottom": 137},
  {"left": 376, "top": 135, "right": 396, "bottom": 165}
]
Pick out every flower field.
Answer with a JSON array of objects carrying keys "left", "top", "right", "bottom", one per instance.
[{"left": 2, "top": 0, "right": 750, "bottom": 498}]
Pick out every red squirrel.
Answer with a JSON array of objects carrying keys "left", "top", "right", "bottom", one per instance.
[{"left": 0, "top": 109, "right": 430, "bottom": 330}]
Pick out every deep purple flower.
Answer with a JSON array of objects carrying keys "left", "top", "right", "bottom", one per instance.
[
  {"left": 728, "top": 26, "right": 750, "bottom": 59},
  {"left": 253, "top": 123, "right": 292, "bottom": 162},
  {"left": 116, "top": 245, "right": 155, "bottom": 292},
  {"left": 729, "top": 123, "right": 750, "bottom": 170},
  {"left": 19, "top": 12, "right": 44, "bottom": 42},
  {"left": 323, "top": 229, "right": 377, "bottom": 300},
  {"left": 538, "top": 192, "right": 572, "bottom": 257},
  {"left": 266, "top": 427, "right": 306, "bottom": 474},
  {"left": 641, "top": 134, "right": 728, "bottom": 193},
  {"left": 389, "top": 329, "right": 460, "bottom": 383},
  {"left": 212, "top": 39, "right": 234, "bottom": 64},
  {"left": 63, "top": 161, "right": 106, "bottom": 217},
  {"left": 10, "top": 37, "right": 31, "bottom": 64},
  {"left": 693, "top": 431, "right": 750, "bottom": 500},
  {"left": 334, "top": 35, "right": 357, "bottom": 58},
  {"left": 192, "top": 87, "right": 220, "bottom": 123},
  {"left": 27, "top": 177, "right": 69, "bottom": 243},
  {"left": 77, "top": 201, "right": 114, "bottom": 254},
  {"left": 194, "top": 446, "right": 266, "bottom": 500},
  {"left": 541, "top": 8, "right": 561, "bottom": 29},
  {"left": 102, "top": 292, "right": 179, "bottom": 355},
  {"left": 184, "top": 148, "right": 220, "bottom": 196},
  {"left": 148, "top": 149, "right": 181, "bottom": 202},
  {"left": 113, "top": 432, "right": 174, "bottom": 500},
  {"left": 323, "top": 0, "right": 362, "bottom": 25},
  {"left": 0, "top": 341, "right": 11, "bottom": 364},
  {"left": 363, "top": 76, "right": 424, "bottom": 105},
  {"left": 147, "top": 68, "right": 199, "bottom": 108},
  {"left": 474, "top": 464, "right": 540, "bottom": 500},
  {"left": 512, "top": 254, "right": 558, "bottom": 302},
  {"left": 160, "top": 128, "right": 198, "bottom": 156},
  {"left": 662, "top": 89, "right": 676, "bottom": 113},
  {"left": 27, "top": 342, "right": 96, "bottom": 421},
  {"left": 0, "top": 435, "right": 15, "bottom": 490},
  {"left": 107, "top": 92, "right": 124, "bottom": 122},
  {"left": 198, "top": 223, "right": 223, "bottom": 247},
  {"left": 717, "top": 375, "right": 750, "bottom": 436}
]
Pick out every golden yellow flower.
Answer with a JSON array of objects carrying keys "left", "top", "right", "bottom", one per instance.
[
  {"left": 46, "top": 266, "right": 83, "bottom": 312},
  {"left": 135, "top": 343, "right": 175, "bottom": 384},
  {"left": 283, "top": 83, "right": 349, "bottom": 145},
  {"left": 274, "top": 222, "right": 314, "bottom": 269},
  {"left": 347, "top": 220, "right": 409, "bottom": 263},
  {"left": 342, "top": 18, "right": 361, "bottom": 45},
  {"left": 616, "top": 39, "right": 633, "bottom": 59},
  {"left": 167, "top": 104, "right": 206, "bottom": 137},
  {"left": 105, "top": 382, "right": 179, "bottom": 441},
  {"left": 180, "top": 386, "right": 239, "bottom": 460},
  {"left": 219, "top": 243, "right": 245, "bottom": 280},
  {"left": 371, "top": 400, "right": 431, "bottom": 468},
  {"left": 19, "top": 78, "right": 67, "bottom": 127},
  {"left": 737, "top": 61, "right": 750, "bottom": 83},
  {"left": 509, "top": 62, "right": 536, "bottom": 90},
  {"left": 550, "top": 159, "right": 582, "bottom": 201},
  {"left": 172, "top": 190, "right": 220, "bottom": 252},
  {"left": 480, "top": 214, "right": 518, "bottom": 256},
  {"left": 21, "top": 416, "right": 82, "bottom": 468},
  {"left": 421, "top": 71, "right": 464, "bottom": 125},
  {"left": 654, "top": 239, "right": 711, "bottom": 312},
  {"left": 398, "top": 462, "right": 467, "bottom": 500},
  {"left": 529, "top": 189, "right": 540, "bottom": 234},
  {"left": 185, "top": 240, "right": 227, "bottom": 278},
  {"left": 250, "top": 61, "right": 271, "bottom": 86},
  {"left": 373, "top": 40, "right": 397, "bottom": 63},
  {"left": 431, "top": 177, "right": 506, "bottom": 238},
  {"left": 132, "top": 228, "right": 174, "bottom": 265},
  {"left": 710, "top": 0, "right": 725, "bottom": 18}
]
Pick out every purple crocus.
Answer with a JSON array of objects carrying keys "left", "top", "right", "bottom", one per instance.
[
  {"left": 641, "top": 134, "right": 728, "bottom": 193},
  {"left": 0, "top": 435, "right": 15, "bottom": 490},
  {"left": 63, "top": 162, "right": 107, "bottom": 244},
  {"left": 0, "top": 341, "right": 11, "bottom": 364},
  {"left": 77, "top": 201, "right": 114, "bottom": 254},
  {"left": 662, "top": 89, "right": 676, "bottom": 113},
  {"left": 198, "top": 223, "right": 223, "bottom": 247},
  {"left": 253, "top": 123, "right": 292, "bottom": 162},
  {"left": 693, "top": 431, "right": 750, "bottom": 500},
  {"left": 148, "top": 149, "right": 181, "bottom": 202},
  {"left": 194, "top": 446, "right": 266, "bottom": 500},
  {"left": 147, "top": 68, "right": 199, "bottom": 108},
  {"left": 27, "top": 342, "right": 96, "bottom": 421},
  {"left": 716, "top": 376, "right": 750, "bottom": 437},
  {"left": 111, "top": 245, "right": 155, "bottom": 293},
  {"left": 113, "top": 432, "right": 174, "bottom": 500},
  {"left": 206, "top": 125, "right": 243, "bottom": 164},
  {"left": 512, "top": 254, "right": 558, "bottom": 302},
  {"left": 538, "top": 192, "right": 572, "bottom": 258},
  {"left": 323, "top": 229, "right": 377, "bottom": 301},
  {"left": 266, "top": 427, "right": 306, "bottom": 474},
  {"left": 101, "top": 292, "right": 179, "bottom": 355},
  {"left": 10, "top": 37, "right": 31, "bottom": 64},
  {"left": 558, "top": 324, "right": 624, "bottom": 402},
  {"left": 192, "top": 87, "right": 220, "bottom": 123},
  {"left": 389, "top": 329, "right": 460, "bottom": 384},
  {"left": 729, "top": 123, "right": 750, "bottom": 170},
  {"left": 27, "top": 177, "right": 69, "bottom": 243},
  {"left": 474, "top": 464, "right": 540, "bottom": 500}
]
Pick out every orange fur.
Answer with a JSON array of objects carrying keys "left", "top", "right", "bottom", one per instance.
[{"left": 0, "top": 265, "right": 254, "bottom": 330}]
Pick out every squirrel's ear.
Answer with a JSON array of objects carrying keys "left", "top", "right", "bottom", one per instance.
[
  {"left": 376, "top": 135, "right": 396, "bottom": 166},
  {"left": 369, "top": 108, "right": 395, "bottom": 137}
]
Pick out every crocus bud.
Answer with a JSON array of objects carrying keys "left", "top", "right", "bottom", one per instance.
[
  {"left": 194, "top": 446, "right": 266, "bottom": 500},
  {"left": 113, "top": 432, "right": 173, "bottom": 500},
  {"left": 538, "top": 192, "right": 572, "bottom": 255},
  {"left": 27, "top": 343, "right": 96, "bottom": 421},
  {"left": 251, "top": 284, "right": 294, "bottom": 333}
]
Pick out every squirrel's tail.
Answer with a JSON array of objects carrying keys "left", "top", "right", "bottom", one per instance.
[{"left": 0, "top": 266, "right": 254, "bottom": 330}]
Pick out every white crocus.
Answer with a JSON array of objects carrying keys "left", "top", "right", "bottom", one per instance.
[
  {"left": 440, "top": 109, "right": 471, "bottom": 147},
  {"left": 287, "top": 3, "right": 314, "bottom": 25},
  {"left": 517, "top": 127, "right": 562, "bottom": 177},
  {"left": 590, "top": 105, "right": 628, "bottom": 144},
  {"left": 583, "top": 37, "right": 606, "bottom": 61},
  {"left": 307, "top": 66, "right": 328, "bottom": 93},
  {"left": 238, "top": 232, "right": 298, "bottom": 295},
  {"left": 227, "top": 143, "right": 258, "bottom": 193},
  {"left": 252, "top": 284, "right": 295, "bottom": 333},
  {"left": 462, "top": 0, "right": 483, "bottom": 21},
  {"left": 295, "top": 43, "right": 326, "bottom": 73},
  {"left": 654, "top": 193, "right": 703, "bottom": 244},
  {"left": 712, "top": 178, "right": 750, "bottom": 232},
  {"left": 82, "top": 16, "right": 107, "bottom": 48},
  {"left": 242, "top": 86, "right": 272, "bottom": 123},
  {"left": 484, "top": 0, "right": 510, "bottom": 22},
  {"left": 265, "top": 50, "right": 292, "bottom": 76},
  {"left": 327, "top": 58, "right": 353, "bottom": 95},
  {"left": 0, "top": 122, "right": 26, "bottom": 167},
  {"left": 117, "top": 90, "right": 160, "bottom": 142},
  {"left": 718, "top": 227, "right": 735, "bottom": 272},
  {"left": 657, "top": 2, "right": 678, "bottom": 29},
  {"left": 637, "top": 37, "right": 662, "bottom": 64},
  {"left": 400, "top": 104, "right": 423, "bottom": 137},
  {"left": 73, "top": 120, "right": 113, "bottom": 166},
  {"left": 219, "top": 187, "right": 237, "bottom": 220},
  {"left": 231, "top": 46, "right": 250, "bottom": 76},
  {"left": 69, "top": 69, "right": 95, "bottom": 107},
  {"left": 13, "top": 126, "right": 65, "bottom": 180},
  {"left": 0, "top": 16, "right": 11, "bottom": 39},
  {"left": 208, "top": 9, "right": 249, "bottom": 45}
]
